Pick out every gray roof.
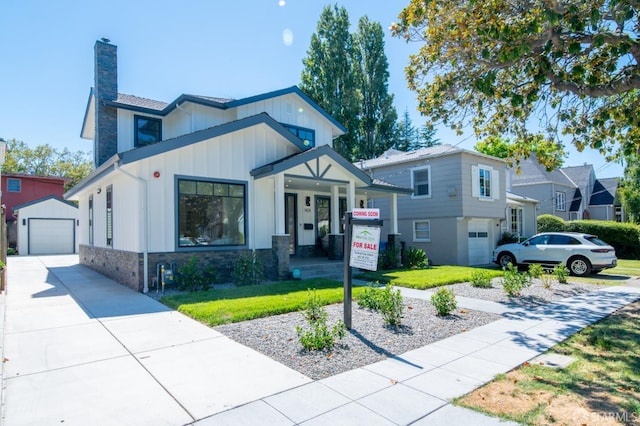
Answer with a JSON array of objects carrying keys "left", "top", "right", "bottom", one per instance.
[
  {"left": 561, "top": 164, "right": 593, "bottom": 189},
  {"left": 358, "top": 144, "right": 501, "bottom": 169},
  {"left": 115, "top": 93, "right": 169, "bottom": 111},
  {"left": 510, "top": 156, "right": 576, "bottom": 188}
]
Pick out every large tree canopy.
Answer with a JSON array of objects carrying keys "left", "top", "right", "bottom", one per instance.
[
  {"left": 392, "top": 0, "right": 640, "bottom": 169},
  {"left": 2, "top": 139, "right": 93, "bottom": 191}
]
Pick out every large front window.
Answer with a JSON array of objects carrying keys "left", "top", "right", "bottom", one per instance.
[
  {"left": 510, "top": 207, "right": 523, "bottom": 236},
  {"left": 178, "top": 178, "right": 246, "bottom": 247}
]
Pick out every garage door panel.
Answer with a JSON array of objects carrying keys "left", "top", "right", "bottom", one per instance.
[{"left": 29, "top": 219, "right": 75, "bottom": 255}]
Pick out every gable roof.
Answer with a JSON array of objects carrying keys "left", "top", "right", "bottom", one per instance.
[
  {"left": 251, "top": 144, "right": 413, "bottom": 195},
  {"left": 66, "top": 112, "right": 308, "bottom": 199},
  {"left": 358, "top": 144, "right": 504, "bottom": 169},
  {"left": 589, "top": 178, "right": 617, "bottom": 205},
  {"left": 561, "top": 164, "right": 594, "bottom": 190},
  {"left": 510, "top": 156, "right": 576, "bottom": 187},
  {"left": 13, "top": 195, "right": 78, "bottom": 211}
]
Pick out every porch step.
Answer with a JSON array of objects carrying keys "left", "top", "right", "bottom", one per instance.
[{"left": 289, "top": 260, "right": 345, "bottom": 280}]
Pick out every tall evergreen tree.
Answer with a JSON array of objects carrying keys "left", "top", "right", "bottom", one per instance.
[
  {"left": 412, "top": 125, "right": 440, "bottom": 151},
  {"left": 352, "top": 16, "right": 397, "bottom": 160},
  {"left": 300, "top": 5, "right": 360, "bottom": 159},
  {"left": 395, "top": 109, "right": 416, "bottom": 152}
]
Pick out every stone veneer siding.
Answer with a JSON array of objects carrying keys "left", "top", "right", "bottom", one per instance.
[{"left": 80, "top": 243, "right": 284, "bottom": 292}]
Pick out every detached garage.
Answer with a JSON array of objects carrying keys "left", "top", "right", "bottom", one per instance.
[{"left": 14, "top": 196, "right": 79, "bottom": 255}]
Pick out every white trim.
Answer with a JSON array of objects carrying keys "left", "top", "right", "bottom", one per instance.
[
  {"left": 413, "top": 219, "right": 431, "bottom": 242},
  {"left": 411, "top": 165, "right": 431, "bottom": 199}
]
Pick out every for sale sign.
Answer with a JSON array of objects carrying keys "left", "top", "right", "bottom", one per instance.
[{"left": 349, "top": 225, "right": 381, "bottom": 271}]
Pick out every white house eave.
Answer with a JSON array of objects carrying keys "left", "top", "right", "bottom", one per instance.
[{"left": 80, "top": 90, "right": 95, "bottom": 140}]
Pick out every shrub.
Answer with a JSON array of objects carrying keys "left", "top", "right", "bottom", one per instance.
[
  {"left": 470, "top": 270, "right": 493, "bottom": 288},
  {"left": 296, "top": 289, "right": 346, "bottom": 351},
  {"left": 358, "top": 283, "right": 384, "bottom": 311},
  {"left": 501, "top": 263, "right": 531, "bottom": 297},
  {"left": 541, "top": 273, "right": 553, "bottom": 289},
  {"left": 357, "top": 283, "right": 404, "bottom": 326},
  {"left": 528, "top": 263, "right": 544, "bottom": 279},
  {"left": 6, "top": 247, "right": 17, "bottom": 256},
  {"left": 232, "top": 251, "right": 264, "bottom": 286},
  {"left": 177, "top": 256, "right": 217, "bottom": 292},
  {"left": 553, "top": 264, "right": 570, "bottom": 284},
  {"left": 497, "top": 232, "right": 520, "bottom": 246},
  {"left": 404, "top": 246, "right": 428, "bottom": 269},
  {"left": 537, "top": 214, "right": 567, "bottom": 232},
  {"left": 565, "top": 220, "right": 640, "bottom": 259},
  {"left": 377, "top": 244, "right": 401, "bottom": 270},
  {"left": 430, "top": 287, "right": 457, "bottom": 316}
]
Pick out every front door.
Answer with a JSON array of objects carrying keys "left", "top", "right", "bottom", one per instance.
[{"left": 285, "top": 193, "right": 297, "bottom": 255}]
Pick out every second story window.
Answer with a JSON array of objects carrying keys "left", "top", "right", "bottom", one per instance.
[
  {"left": 283, "top": 124, "right": 315, "bottom": 147},
  {"left": 135, "top": 115, "right": 162, "bottom": 147},
  {"left": 7, "top": 178, "right": 21, "bottom": 192},
  {"left": 411, "top": 166, "right": 431, "bottom": 198},
  {"left": 479, "top": 167, "right": 491, "bottom": 198}
]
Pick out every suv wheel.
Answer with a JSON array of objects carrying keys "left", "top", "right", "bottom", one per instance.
[
  {"left": 568, "top": 256, "right": 592, "bottom": 276},
  {"left": 497, "top": 252, "right": 516, "bottom": 268}
]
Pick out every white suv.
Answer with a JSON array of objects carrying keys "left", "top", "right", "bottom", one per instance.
[{"left": 492, "top": 232, "right": 617, "bottom": 276}]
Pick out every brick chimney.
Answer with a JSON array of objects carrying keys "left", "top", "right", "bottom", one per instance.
[{"left": 93, "top": 39, "right": 118, "bottom": 167}]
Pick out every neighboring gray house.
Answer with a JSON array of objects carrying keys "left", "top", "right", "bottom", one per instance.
[
  {"left": 358, "top": 145, "right": 513, "bottom": 266},
  {"left": 510, "top": 156, "right": 623, "bottom": 222},
  {"left": 505, "top": 191, "right": 538, "bottom": 239}
]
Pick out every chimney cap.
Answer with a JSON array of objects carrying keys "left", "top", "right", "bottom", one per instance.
[{"left": 100, "top": 37, "right": 111, "bottom": 43}]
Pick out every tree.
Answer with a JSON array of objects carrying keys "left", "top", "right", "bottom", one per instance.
[
  {"left": 352, "top": 16, "right": 398, "bottom": 160},
  {"left": 414, "top": 125, "right": 440, "bottom": 150},
  {"left": 301, "top": 6, "right": 398, "bottom": 161},
  {"left": 1, "top": 138, "right": 93, "bottom": 191},
  {"left": 474, "top": 135, "right": 564, "bottom": 169},
  {"left": 395, "top": 109, "right": 416, "bottom": 151},
  {"left": 301, "top": 5, "right": 360, "bottom": 160},
  {"left": 618, "top": 155, "right": 640, "bottom": 223},
  {"left": 392, "top": 0, "right": 640, "bottom": 169}
]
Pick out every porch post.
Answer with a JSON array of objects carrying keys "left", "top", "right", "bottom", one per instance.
[
  {"left": 390, "top": 193, "right": 398, "bottom": 234},
  {"left": 347, "top": 180, "right": 355, "bottom": 211},
  {"left": 274, "top": 173, "right": 285, "bottom": 235},
  {"left": 328, "top": 184, "right": 343, "bottom": 260},
  {"left": 388, "top": 193, "right": 402, "bottom": 268}
]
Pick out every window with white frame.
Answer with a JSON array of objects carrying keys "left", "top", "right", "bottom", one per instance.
[
  {"left": 413, "top": 220, "right": 431, "bottom": 242},
  {"left": 411, "top": 166, "right": 431, "bottom": 197},
  {"left": 555, "top": 191, "right": 566, "bottom": 211},
  {"left": 472, "top": 164, "right": 500, "bottom": 200},
  {"left": 509, "top": 207, "right": 523, "bottom": 236}
]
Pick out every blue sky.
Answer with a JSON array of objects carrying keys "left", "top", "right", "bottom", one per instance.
[{"left": 0, "top": 0, "right": 624, "bottom": 178}]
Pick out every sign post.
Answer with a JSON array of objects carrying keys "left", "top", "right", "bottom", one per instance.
[{"left": 343, "top": 209, "right": 382, "bottom": 329}]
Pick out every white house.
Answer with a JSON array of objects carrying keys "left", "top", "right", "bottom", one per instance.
[
  {"left": 13, "top": 195, "right": 79, "bottom": 255},
  {"left": 66, "top": 40, "right": 410, "bottom": 291}
]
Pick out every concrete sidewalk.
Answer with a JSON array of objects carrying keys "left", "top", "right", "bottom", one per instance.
[{"left": 2, "top": 256, "right": 639, "bottom": 425}]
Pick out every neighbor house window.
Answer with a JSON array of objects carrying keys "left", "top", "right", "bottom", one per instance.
[
  {"left": 89, "top": 195, "right": 94, "bottom": 245},
  {"left": 7, "top": 178, "right": 21, "bottom": 192},
  {"left": 555, "top": 192, "right": 566, "bottom": 211},
  {"left": 283, "top": 124, "right": 315, "bottom": 147},
  {"left": 411, "top": 166, "right": 431, "bottom": 197},
  {"left": 479, "top": 167, "right": 492, "bottom": 198},
  {"left": 178, "top": 178, "right": 246, "bottom": 247},
  {"left": 134, "top": 115, "right": 162, "bottom": 147},
  {"left": 413, "top": 220, "right": 431, "bottom": 242},
  {"left": 106, "top": 186, "right": 113, "bottom": 247},
  {"left": 510, "top": 207, "right": 523, "bottom": 236}
]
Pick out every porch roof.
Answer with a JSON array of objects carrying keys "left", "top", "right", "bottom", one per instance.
[{"left": 250, "top": 145, "right": 413, "bottom": 196}]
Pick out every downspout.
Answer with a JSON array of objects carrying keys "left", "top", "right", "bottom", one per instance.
[{"left": 114, "top": 161, "right": 149, "bottom": 293}]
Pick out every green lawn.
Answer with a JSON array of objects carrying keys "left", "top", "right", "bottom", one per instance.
[
  {"left": 605, "top": 259, "right": 640, "bottom": 276},
  {"left": 354, "top": 265, "right": 503, "bottom": 289},
  {"left": 160, "top": 278, "right": 365, "bottom": 326},
  {"left": 569, "top": 259, "right": 640, "bottom": 285}
]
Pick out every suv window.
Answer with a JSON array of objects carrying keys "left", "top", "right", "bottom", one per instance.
[
  {"left": 549, "top": 235, "right": 581, "bottom": 245},
  {"left": 585, "top": 235, "right": 608, "bottom": 246},
  {"left": 527, "top": 235, "right": 550, "bottom": 245}
]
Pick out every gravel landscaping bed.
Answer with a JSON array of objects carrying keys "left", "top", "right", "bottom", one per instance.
[
  {"left": 215, "top": 298, "right": 501, "bottom": 380},
  {"left": 444, "top": 279, "right": 603, "bottom": 307}
]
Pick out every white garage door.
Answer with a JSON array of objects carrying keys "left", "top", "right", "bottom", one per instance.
[
  {"left": 29, "top": 219, "right": 75, "bottom": 255},
  {"left": 468, "top": 219, "right": 490, "bottom": 265}
]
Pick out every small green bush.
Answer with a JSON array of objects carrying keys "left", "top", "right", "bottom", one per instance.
[
  {"left": 430, "top": 287, "right": 457, "bottom": 316},
  {"left": 470, "top": 270, "right": 493, "bottom": 288},
  {"left": 553, "top": 264, "right": 570, "bottom": 283},
  {"left": 177, "top": 256, "right": 217, "bottom": 292},
  {"left": 358, "top": 283, "right": 384, "bottom": 311},
  {"left": 541, "top": 273, "right": 553, "bottom": 289},
  {"left": 296, "top": 289, "right": 346, "bottom": 351},
  {"left": 404, "top": 246, "right": 428, "bottom": 269},
  {"left": 232, "top": 251, "right": 264, "bottom": 286},
  {"left": 528, "top": 263, "right": 544, "bottom": 279},
  {"left": 537, "top": 214, "right": 567, "bottom": 233},
  {"left": 6, "top": 247, "right": 17, "bottom": 256},
  {"left": 497, "top": 232, "right": 520, "bottom": 246},
  {"left": 379, "top": 284, "right": 404, "bottom": 326},
  {"left": 377, "top": 244, "right": 400, "bottom": 270},
  {"left": 501, "top": 263, "right": 531, "bottom": 297}
]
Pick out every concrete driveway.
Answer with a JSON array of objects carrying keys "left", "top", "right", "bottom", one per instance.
[{"left": 1, "top": 255, "right": 310, "bottom": 425}]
